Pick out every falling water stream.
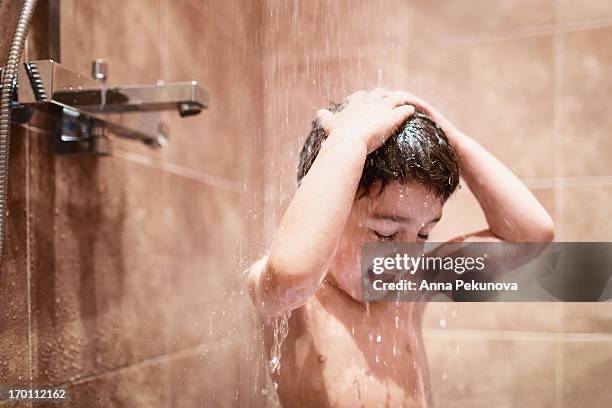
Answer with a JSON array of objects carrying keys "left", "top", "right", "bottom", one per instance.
[{"left": 268, "top": 312, "right": 291, "bottom": 376}]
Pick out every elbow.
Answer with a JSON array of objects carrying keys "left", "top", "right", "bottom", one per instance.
[
  {"left": 532, "top": 215, "right": 555, "bottom": 243},
  {"left": 256, "top": 254, "right": 319, "bottom": 317},
  {"left": 248, "top": 260, "right": 290, "bottom": 319},
  {"left": 266, "top": 253, "right": 322, "bottom": 296}
]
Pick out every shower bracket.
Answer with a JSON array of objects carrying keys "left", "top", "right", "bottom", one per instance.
[{"left": 1, "top": 59, "right": 208, "bottom": 155}]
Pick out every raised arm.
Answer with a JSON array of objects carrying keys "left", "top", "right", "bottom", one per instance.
[
  {"left": 248, "top": 89, "right": 415, "bottom": 317},
  {"left": 392, "top": 92, "right": 554, "bottom": 243}
]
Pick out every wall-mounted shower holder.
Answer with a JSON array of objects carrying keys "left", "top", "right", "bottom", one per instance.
[{"left": 0, "top": 59, "right": 208, "bottom": 155}]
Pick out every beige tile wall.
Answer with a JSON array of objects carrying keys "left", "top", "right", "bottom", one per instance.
[
  {"left": 0, "top": 0, "right": 263, "bottom": 406},
  {"left": 261, "top": 0, "right": 612, "bottom": 406},
  {"left": 1, "top": 0, "right": 611, "bottom": 407}
]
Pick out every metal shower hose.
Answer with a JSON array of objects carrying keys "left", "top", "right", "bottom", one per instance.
[{"left": 0, "top": 0, "right": 38, "bottom": 266}]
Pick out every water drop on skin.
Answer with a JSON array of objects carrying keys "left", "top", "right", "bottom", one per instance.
[
  {"left": 439, "top": 318, "right": 447, "bottom": 329},
  {"left": 376, "top": 335, "right": 382, "bottom": 343}
]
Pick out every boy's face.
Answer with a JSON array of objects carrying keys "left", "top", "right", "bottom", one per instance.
[{"left": 328, "top": 180, "right": 444, "bottom": 301}]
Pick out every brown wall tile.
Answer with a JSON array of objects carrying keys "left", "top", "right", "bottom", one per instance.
[
  {"left": 56, "top": 359, "right": 172, "bottom": 408},
  {"left": 0, "top": 125, "right": 31, "bottom": 393},
  {"left": 561, "top": 339, "right": 612, "bottom": 406},
  {"left": 27, "top": 133, "right": 245, "bottom": 385},
  {"left": 562, "top": 303, "right": 612, "bottom": 333},
  {"left": 424, "top": 303, "right": 560, "bottom": 332},
  {"left": 556, "top": 0, "right": 612, "bottom": 23},
  {"left": 262, "top": 35, "right": 556, "bottom": 235},
  {"left": 57, "top": 334, "right": 243, "bottom": 408},
  {"left": 60, "top": 0, "right": 163, "bottom": 84},
  {"left": 3, "top": 0, "right": 609, "bottom": 406},
  {"left": 156, "top": 0, "right": 262, "bottom": 181},
  {"left": 169, "top": 335, "right": 242, "bottom": 407},
  {"left": 401, "top": 37, "right": 555, "bottom": 179},
  {"left": 0, "top": 0, "right": 21, "bottom": 61},
  {"left": 425, "top": 334, "right": 557, "bottom": 407},
  {"left": 59, "top": 0, "right": 264, "bottom": 183},
  {"left": 557, "top": 27, "right": 612, "bottom": 177},
  {"left": 263, "top": 0, "right": 554, "bottom": 58},
  {"left": 8, "top": 0, "right": 265, "bottom": 405},
  {"left": 556, "top": 184, "right": 612, "bottom": 241},
  {"left": 430, "top": 186, "right": 555, "bottom": 241},
  {"left": 191, "top": 0, "right": 261, "bottom": 50}
]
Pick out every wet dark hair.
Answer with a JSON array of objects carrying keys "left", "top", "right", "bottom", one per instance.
[{"left": 297, "top": 102, "right": 460, "bottom": 200}]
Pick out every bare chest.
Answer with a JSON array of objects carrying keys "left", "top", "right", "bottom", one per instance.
[{"left": 268, "top": 298, "right": 431, "bottom": 408}]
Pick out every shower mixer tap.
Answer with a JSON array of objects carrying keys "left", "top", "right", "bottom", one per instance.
[{"left": 0, "top": 59, "right": 208, "bottom": 155}]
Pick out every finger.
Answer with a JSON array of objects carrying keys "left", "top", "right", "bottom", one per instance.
[
  {"left": 383, "top": 93, "right": 414, "bottom": 109},
  {"left": 389, "top": 91, "right": 454, "bottom": 128},
  {"left": 389, "top": 104, "right": 415, "bottom": 126},
  {"left": 385, "top": 91, "right": 430, "bottom": 113},
  {"left": 316, "top": 109, "right": 335, "bottom": 131}
]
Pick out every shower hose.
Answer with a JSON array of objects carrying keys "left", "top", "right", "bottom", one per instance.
[{"left": 0, "top": 0, "right": 38, "bottom": 266}]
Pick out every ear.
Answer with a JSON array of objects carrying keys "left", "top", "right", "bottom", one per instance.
[{"left": 316, "top": 109, "right": 334, "bottom": 132}]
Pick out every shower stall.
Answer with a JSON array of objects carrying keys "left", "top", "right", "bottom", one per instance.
[{"left": 0, "top": 0, "right": 611, "bottom": 407}]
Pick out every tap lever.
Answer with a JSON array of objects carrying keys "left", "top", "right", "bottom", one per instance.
[{"left": 1, "top": 59, "right": 208, "bottom": 155}]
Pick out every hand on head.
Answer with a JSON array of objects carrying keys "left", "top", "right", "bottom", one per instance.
[{"left": 316, "top": 87, "right": 416, "bottom": 154}]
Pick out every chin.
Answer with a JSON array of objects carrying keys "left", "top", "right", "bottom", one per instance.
[{"left": 336, "top": 279, "right": 366, "bottom": 303}]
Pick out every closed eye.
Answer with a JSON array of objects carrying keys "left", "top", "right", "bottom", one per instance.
[{"left": 373, "top": 231, "right": 399, "bottom": 242}]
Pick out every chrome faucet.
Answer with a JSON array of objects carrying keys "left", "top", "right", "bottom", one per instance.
[{"left": 2, "top": 59, "right": 209, "bottom": 155}]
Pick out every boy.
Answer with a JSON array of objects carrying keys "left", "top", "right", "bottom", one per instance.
[{"left": 248, "top": 88, "right": 554, "bottom": 407}]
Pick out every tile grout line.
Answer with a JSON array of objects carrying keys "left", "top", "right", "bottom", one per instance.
[
  {"left": 23, "top": 37, "right": 33, "bottom": 408},
  {"left": 423, "top": 327, "right": 612, "bottom": 341},
  {"left": 53, "top": 331, "right": 239, "bottom": 389},
  {"left": 25, "top": 127, "right": 33, "bottom": 390},
  {"left": 552, "top": 1, "right": 565, "bottom": 402},
  {"left": 159, "top": 0, "right": 174, "bottom": 401},
  {"left": 11, "top": 122, "right": 49, "bottom": 136},
  {"left": 10, "top": 126, "right": 242, "bottom": 192},
  {"left": 112, "top": 147, "right": 241, "bottom": 192},
  {"left": 522, "top": 175, "right": 612, "bottom": 189},
  {"left": 182, "top": 0, "right": 248, "bottom": 52},
  {"left": 160, "top": 0, "right": 169, "bottom": 80},
  {"left": 10, "top": 125, "right": 612, "bottom": 193}
]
